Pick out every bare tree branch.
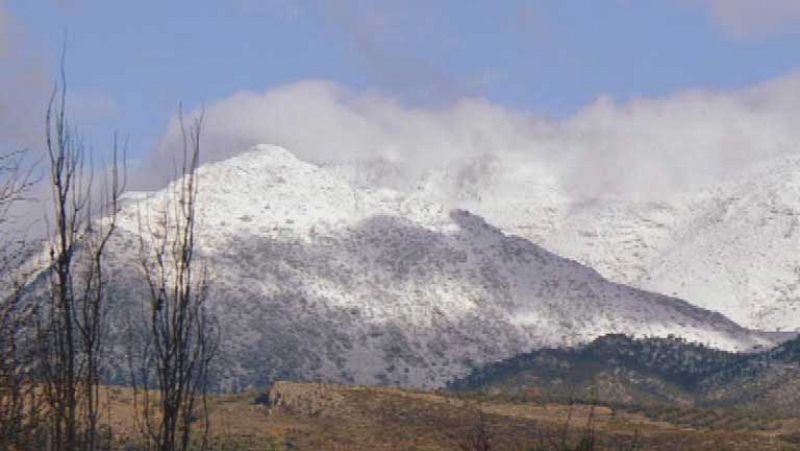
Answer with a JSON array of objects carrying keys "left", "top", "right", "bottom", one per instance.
[
  {"left": 131, "top": 107, "right": 217, "bottom": 451},
  {"left": 39, "top": 51, "right": 127, "bottom": 451}
]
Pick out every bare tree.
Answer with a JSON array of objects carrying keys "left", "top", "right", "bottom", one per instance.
[
  {"left": 0, "top": 149, "right": 44, "bottom": 449},
  {"left": 39, "top": 59, "right": 125, "bottom": 451},
  {"left": 0, "top": 149, "right": 37, "bottom": 229},
  {"left": 461, "top": 403, "right": 492, "bottom": 451},
  {"left": 131, "top": 109, "right": 216, "bottom": 451}
]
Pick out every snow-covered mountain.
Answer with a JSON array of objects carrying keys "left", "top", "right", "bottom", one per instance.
[
  {"left": 638, "top": 159, "right": 800, "bottom": 332},
  {"left": 435, "top": 155, "right": 800, "bottom": 332},
  {"left": 106, "top": 145, "right": 778, "bottom": 390}
]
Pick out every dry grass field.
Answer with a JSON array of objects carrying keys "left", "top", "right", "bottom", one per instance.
[{"left": 95, "top": 382, "right": 800, "bottom": 450}]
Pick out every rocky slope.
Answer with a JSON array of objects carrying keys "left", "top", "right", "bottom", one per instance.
[{"left": 102, "top": 145, "right": 777, "bottom": 390}]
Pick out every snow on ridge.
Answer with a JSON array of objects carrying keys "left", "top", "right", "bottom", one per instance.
[
  {"left": 100, "top": 144, "right": 782, "bottom": 390},
  {"left": 398, "top": 150, "right": 800, "bottom": 333}
]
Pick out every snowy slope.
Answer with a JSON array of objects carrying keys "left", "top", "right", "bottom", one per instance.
[
  {"left": 421, "top": 154, "right": 800, "bottom": 332},
  {"left": 106, "top": 145, "right": 777, "bottom": 390},
  {"left": 638, "top": 158, "right": 800, "bottom": 331}
]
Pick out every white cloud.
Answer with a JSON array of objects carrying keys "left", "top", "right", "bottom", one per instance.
[
  {"left": 0, "top": 2, "right": 118, "bottom": 155},
  {"left": 150, "top": 72, "right": 800, "bottom": 202},
  {"left": 687, "top": 0, "right": 800, "bottom": 39},
  {"left": 0, "top": 2, "right": 121, "bottom": 239}
]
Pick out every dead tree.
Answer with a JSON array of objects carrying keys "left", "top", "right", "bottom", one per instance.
[
  {"left": 40, "top": 60, "right": 125, "bottom": 451},
  {"left": 0, "top": 149, "right": 36, "bottom": 229},
  {"left": 0, "top": 149, "right": 44, "bottom": 449},
  {"left": 132, "top": 109, "right": 216, "bottom": 451},
  {"left": 461, "top": 403, "right": 492, "bottom": 451}
]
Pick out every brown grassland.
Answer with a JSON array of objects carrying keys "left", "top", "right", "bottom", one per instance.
[{"left": 90, "top": 381, "right": 800, "bottom": 450}]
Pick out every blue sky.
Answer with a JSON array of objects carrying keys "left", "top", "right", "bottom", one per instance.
[{"left": 3, "top": 0, "right": 800, "bottom": 162}]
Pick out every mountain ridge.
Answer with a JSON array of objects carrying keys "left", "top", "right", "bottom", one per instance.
[
  {"left": 409, "top": 153, "right": 800, "bottom": 331},
  {"left": 95, "top": 144, "right": 781, "bottom": 390}
]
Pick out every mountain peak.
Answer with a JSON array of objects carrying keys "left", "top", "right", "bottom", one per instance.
[
  {"left": 246, "top": 144, "right": 302, "bottom": 163},
  {"left": 210, "top": 144, "right": 308, "bottom": 172},
  {"left": 103, "top": 146, "right": 779, "bottom": 390}
]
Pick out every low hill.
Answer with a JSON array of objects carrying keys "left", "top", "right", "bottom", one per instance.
[{"left": 448, "top": 334, "right": 800, "bottom": 417}]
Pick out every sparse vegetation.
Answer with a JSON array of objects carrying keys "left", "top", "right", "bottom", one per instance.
[
  {"left": 43, "top": 382, "right": 800, "bottom": 450},
  {"left": 449, "top": 333, "right": 800, "bottom": 417}
]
